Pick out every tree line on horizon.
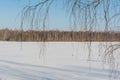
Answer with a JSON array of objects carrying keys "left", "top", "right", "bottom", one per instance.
[{"left": 0, "top": 29, "right": 119, "bottom": 42}]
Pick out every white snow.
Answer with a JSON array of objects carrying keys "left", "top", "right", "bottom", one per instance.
[{"left": 0, "top": 42, "right": 119, "bottom": 80}]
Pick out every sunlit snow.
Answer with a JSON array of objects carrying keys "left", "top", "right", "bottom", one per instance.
[{"left": 0, "top": 42, "right": 119, "bottom": 80}]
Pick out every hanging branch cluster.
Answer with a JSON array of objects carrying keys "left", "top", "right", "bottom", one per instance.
[
  {"left": 21, "top": 0, "right": 120, "bottom": 74},
  {"left": 21, "top": 0, "right": 106, "bottom": 31},
  {"left": 21, "top": 0, "right": 54, "bottom": 30},
  {"left": 21, "top": 0, "right": 120, "bottom": 31}
]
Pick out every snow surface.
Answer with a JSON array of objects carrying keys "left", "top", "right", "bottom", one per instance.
[{"left": 0, "top": 42, "right": 119, "bottom": 80}]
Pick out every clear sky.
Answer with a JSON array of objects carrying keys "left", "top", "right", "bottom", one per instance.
[
  {"left": 0, "top": 0, "right": 120, "bottom": 31},
  {"left": 0, "top": 0, "right": 70, "bottom": 30},
  {"left": 0, "top": 0, "right": 26, "bottom": 29}
]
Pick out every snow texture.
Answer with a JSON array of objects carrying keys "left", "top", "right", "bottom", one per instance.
[{"left": 0, "top": 42, "right": 119, "bottom": 80}]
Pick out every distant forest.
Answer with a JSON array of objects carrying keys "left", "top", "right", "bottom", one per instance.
[{"left": 0, "top": 29, "right": 119, "bottom": 42}]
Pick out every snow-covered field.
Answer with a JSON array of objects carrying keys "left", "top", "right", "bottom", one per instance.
[{"left": 0, "top": 42, "right": 119, "bottom": 80}]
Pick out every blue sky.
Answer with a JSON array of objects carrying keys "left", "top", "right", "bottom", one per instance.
[
  {"left": 0, "top": 0, "right": 26, "bottom": 29},
  {"left": 0, "top": 0, "right": 70, "bottom": 30},
  {"left": 0, "top": 0, "right": 120, "bottom": 31}
]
